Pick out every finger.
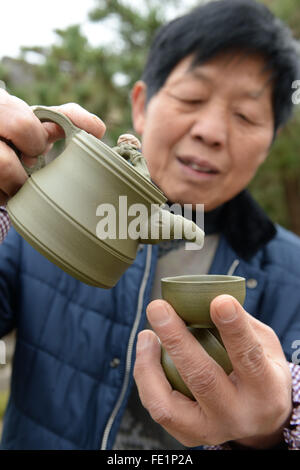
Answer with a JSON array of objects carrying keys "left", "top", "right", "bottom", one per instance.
[
  {"left": 210, "top": 295, "right": 273, "bottom": 388},
  {"left": 134, "top": 329, "right": 173, "bottom": 396},
  {"left": 0, "top": 90, "right": 48, "bottom": 156},
  {"left": 134, "top": 329, "right": 210, "bottom": 447},
  {"left": 146, "top": 300, "right": 234, "bottom": 411},
  {"left": 243, "top": 312, "right": 286, "bottom": 360},
  {"left": 0, "top": 140, "right": 28, "bottom": 197},
  {"left": 20, "top": 142, "right": 54, "bottom": 169},
  {"left": 42, "top": 103, "right": 106, "bottom": 143}
]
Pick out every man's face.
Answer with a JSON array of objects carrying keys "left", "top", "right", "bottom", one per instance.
[{"left": 131, "top": 52, "right": 274, "bottom": 210}]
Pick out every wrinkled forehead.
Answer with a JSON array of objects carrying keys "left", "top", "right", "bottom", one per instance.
[{"left": 167, "top": 50, "right": 275, "bottom": 90}]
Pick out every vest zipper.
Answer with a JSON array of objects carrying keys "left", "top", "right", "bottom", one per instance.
[
  {"left": 100, "top": 244, "right": 153, "bottom": 450},
  {"left": 227, "top": 259, "right": 240, "bottom": 276}
]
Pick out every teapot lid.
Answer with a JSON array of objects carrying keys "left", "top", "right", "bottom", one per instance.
[{"left": 75, "top": 130, "right": 167, "bottom": 205}]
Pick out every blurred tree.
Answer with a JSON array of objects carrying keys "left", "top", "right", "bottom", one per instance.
[
  {"left": 87, "top": 0, "right": 197, "bottom": 140},
  {"left": 262, "top": 0, "right": 300, "bottom": 36},
  {"left": 248, "top": 0, "right": 300, "bottom": 234},
  {"left": 5, "top": 25, "right": 130, "bottom": 145},
  {"left": 0, "top": 0, "right": 196, "bottom": 145}
]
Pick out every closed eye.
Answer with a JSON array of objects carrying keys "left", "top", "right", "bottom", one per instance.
[
  {"left": 182, "top": 99, "right": 204, "bottom": 105},
  {"left": 236, "top": 113, "right": 253, "bottom": 124},
  {"left": 167, "top": 92, "right": 204, "bottom": 106}
]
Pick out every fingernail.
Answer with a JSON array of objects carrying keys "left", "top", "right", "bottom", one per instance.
[
  {"left": 215, "top": 297, "right": 237, "bottom": 323},
  {"left": 92, "top": 114, "right": 105, "bottom": 126},
  {"left": 147, "top": 302, "right": 171, "bottom": 326},
  {"left": 136, "top": 331, "right": 152, "bottom": 352}
]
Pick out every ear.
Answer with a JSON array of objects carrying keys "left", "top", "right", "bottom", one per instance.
[{"left": 131, "top": 81, "right": 147, "bottom": 136}]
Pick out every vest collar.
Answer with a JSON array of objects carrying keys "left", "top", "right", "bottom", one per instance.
[{"left": 207, "top": 190, "right": 277, "bottom": 261}]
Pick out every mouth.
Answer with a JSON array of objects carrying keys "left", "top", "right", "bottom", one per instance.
[{"left": 176, "top": 156, "right": 220, "bottom": 178}]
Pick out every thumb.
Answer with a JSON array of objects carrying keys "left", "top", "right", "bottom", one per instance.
[{"left": 210, "top": 295, "right": 271, "bottom": 387}]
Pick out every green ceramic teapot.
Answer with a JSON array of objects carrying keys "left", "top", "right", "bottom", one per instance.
[{"left": 7, "top": 106, "right": 204, "bottom": 288}]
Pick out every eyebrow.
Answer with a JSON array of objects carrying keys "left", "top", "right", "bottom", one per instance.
[{"left": 189, "top": 68, "right": 266, "bottom": 100}]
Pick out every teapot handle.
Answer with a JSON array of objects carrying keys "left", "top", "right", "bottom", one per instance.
[{"left": 21, "top": 105, "right": 81, "bottom": 175}]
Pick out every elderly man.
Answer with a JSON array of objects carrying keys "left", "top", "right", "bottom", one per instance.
[{"left": 0, "top": 0, "right": 299, "bottom": 450}]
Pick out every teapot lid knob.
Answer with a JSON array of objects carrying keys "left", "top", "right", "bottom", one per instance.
[{"left": 117, "top": 134, "right": 141, "bottom": 150}]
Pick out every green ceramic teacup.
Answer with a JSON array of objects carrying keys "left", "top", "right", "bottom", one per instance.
[
  {"left": 161, "top": 274, "right": 246, "bottom": 327},
  {"left": 160, "top": 274, "right": 246, "bottom": 399}
]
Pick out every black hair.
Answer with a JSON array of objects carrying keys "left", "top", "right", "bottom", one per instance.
[{"left": 142, "top": 0, "right": 300, "bottom": 135}]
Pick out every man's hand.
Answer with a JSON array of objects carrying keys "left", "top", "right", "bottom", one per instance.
[
  {"left": 0, "top": 89, "right": 106, "bottom": 205},
  {"left": 134, "top": 295, "right": 292, "bottom": 448}
]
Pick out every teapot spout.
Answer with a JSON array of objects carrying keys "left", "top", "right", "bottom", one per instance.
[{"left": 139, "top": 208, "right": 204, "bottom": 248}]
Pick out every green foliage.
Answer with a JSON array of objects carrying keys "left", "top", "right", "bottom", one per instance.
[
  {"left": 17, "top": 25, "right": 128, "bottom": 143},
  {"left": 86, "top": 0, "right": 197, "bottom": 141},
  {"left": 1, "top": 1, "right": 193, "bottom": 144},
  {"left": 261, "top": 0, "right": 300, "bottom": 36},
  {"left": 249, "top": 1, "right": 300, "bottom": 233}
]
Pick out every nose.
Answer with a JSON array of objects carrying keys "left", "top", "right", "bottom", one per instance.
[{"left": 189, "top": 103, "right": 227, "bottom": 148}]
